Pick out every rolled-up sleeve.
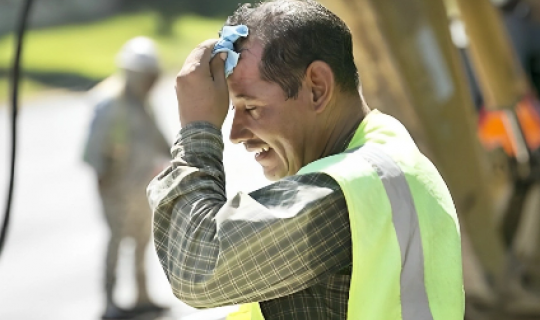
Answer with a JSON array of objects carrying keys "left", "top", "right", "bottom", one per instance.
[{"left": 148, "top": 122, "right": 351, "bottom": 309}]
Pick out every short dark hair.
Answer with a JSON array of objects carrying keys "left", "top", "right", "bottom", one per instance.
[{"left": 224, "top": 0, "right": 360, "bottom": 99}]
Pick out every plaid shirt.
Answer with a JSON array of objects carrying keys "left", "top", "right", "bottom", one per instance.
[{"left": 148, "top": 122, "right": 352, "bottom": 319}]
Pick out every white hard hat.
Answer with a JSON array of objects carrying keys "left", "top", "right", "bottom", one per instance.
[{"left": 116, "top": 36, "right": 161, "bottom": 73}]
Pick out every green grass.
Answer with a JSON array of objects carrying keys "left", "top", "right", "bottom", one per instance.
[{"left": 0, "top": 13, "right": 225, "bottom": 99}]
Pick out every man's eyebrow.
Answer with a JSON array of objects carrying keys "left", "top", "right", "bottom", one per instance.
[{"left": 235, "top": 94, "right": 257, "bottom": 100}]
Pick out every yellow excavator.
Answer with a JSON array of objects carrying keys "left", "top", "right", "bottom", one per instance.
[{"left": 319, "top": 0, "right": 540, "bottom": 318}]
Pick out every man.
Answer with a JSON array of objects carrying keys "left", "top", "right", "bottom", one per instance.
[
  {"left": 83, "top": 37, "right": 169, "bottom": 319},
  {"left": 148, "top": 1, "right": 464, "bottom": 319}
]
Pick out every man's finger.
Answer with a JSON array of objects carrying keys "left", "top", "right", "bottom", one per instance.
[
  {"left": 195, "top": 39, "right": 219, "bottom": 74},
  {"left": 180, "top": 39, "right": 219, "bottom": 77},
  {"left": 210, "top": 52, "right": 227, "bottom": 84}
]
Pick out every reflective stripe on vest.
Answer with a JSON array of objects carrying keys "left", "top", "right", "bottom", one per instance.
[{"left": 357, "top": 145, "right": 433, "bottom": 320}]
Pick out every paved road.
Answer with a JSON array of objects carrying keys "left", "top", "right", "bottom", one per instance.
[{"left": 0, "top": 77, "right": 269, "bottom": 320}]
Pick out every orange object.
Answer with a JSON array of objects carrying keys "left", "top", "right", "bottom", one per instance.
[
  {"left": 478, "top": 108, "right": 517, "bottom": 157},
  {"left": 478, "top": 96, "right": 540, "bottom": 158},
  {"left": 515, "top": 96, "right": 540, "bottom": 152}
]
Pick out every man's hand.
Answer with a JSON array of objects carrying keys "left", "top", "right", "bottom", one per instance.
[{"left": 176, "top": 39, "right": 229, "bottom": 129}]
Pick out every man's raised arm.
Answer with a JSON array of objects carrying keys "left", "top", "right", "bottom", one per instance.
[{"left": 147, "top": 117, "right": 351, "bottom": 308}]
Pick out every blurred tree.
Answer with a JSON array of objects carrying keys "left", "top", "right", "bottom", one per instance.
[{"left": 118, "top": 0, "right": 256, "bottom": 35}]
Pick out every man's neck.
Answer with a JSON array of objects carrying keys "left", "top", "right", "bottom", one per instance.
[{"left": 317, "top": 95, "right": 370, "bottom": 159}]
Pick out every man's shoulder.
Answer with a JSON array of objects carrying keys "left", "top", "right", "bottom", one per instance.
[
  {"left": 248, "top": 172, "right": 343, "bottom": 202},
  {"left": 284, "top": 171, "right": 343, "bottom": 191},
  {"left": 245, "top": 171, "right": 345, "bottom": 217}
]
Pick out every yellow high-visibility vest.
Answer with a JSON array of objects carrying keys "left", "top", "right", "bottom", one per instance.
[{"left": 227, "top": 110, "right": 464, "bottom": 320}]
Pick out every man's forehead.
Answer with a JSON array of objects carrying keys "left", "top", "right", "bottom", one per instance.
[
  {"left": 227, "top": 38, "right": 286, "bottom": 101},
  {"left": 229, "top": 38, "right": 263, "bottom": 83}
]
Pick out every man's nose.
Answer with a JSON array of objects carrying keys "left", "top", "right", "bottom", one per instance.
[{"left": 229, "top": 110, "right": 252, "bottom": 144}]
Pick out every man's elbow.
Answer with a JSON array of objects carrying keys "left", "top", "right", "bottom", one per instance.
[
  {"left": 172, "top": 291, "right": 213, "bottom": 309},
  {"left": 170, "top": 280, "right": 231, "bottom": 309}
]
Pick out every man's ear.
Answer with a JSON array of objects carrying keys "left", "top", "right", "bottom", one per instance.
[{"left": 306, "top": 61, "right": 334, "bottom": 113}]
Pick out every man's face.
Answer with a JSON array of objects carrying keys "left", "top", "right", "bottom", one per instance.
[{"left": 227, "top": 39, "right": 315, "bottom": 180}]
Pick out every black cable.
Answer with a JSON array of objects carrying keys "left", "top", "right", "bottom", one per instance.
[{"left": 0, "top": 0, "right": 34, "bottom": 259}]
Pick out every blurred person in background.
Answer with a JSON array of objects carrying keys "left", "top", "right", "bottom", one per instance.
[{"left": 83, "top": 36, "right": 170, "bottom": 319}]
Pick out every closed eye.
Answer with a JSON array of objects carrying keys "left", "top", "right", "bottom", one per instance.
[{"left": 245, "top": 105, "right": 261, "bottom": 119}]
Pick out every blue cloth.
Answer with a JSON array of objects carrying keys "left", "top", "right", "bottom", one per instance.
[{"left": 212, "top": 25, "right": 249, "bottom": 77}]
